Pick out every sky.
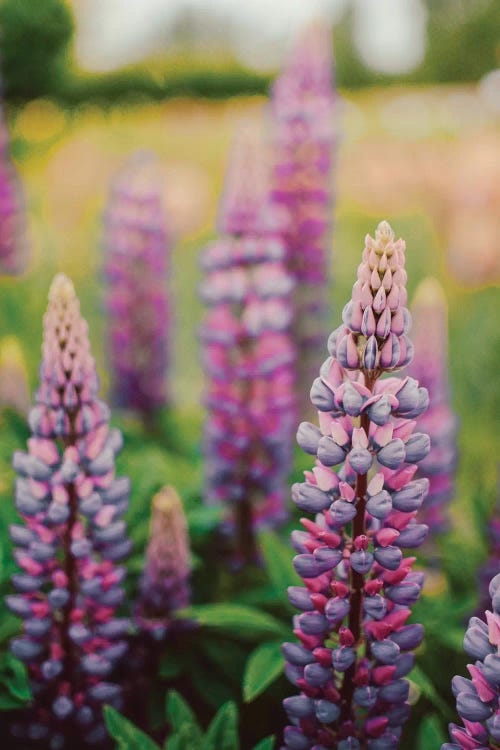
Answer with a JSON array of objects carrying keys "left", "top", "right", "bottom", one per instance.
[{"left": 71, "top": 0, "right": 427, "bottom": 76}]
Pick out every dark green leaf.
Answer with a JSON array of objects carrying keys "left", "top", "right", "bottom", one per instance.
[
  {"left": 4, "top": 653, "right": 31, "bottom": 701},
  {"left": 252, "top": 737, "right": 275, "bottom": 750},
  {"left": 258, "top": 531, "right": 301, "bottom": 606},
  {"left": 178, "top": 604, "right": 288, "bottom": 641},
  {"left": 202, "top": 701, "right": 239, "bottom": 750},
  {"left": 165, "top": 691, "right": 202, "bottom": 743},
  {"left": 243, "top": 642, "right": 284, "bottom": 703},
  {"left": 103, "top": 705, "right": 161, "bottom": 750},
  {"left": 164, "top": 723, "right": 203, "bottom": 750}
]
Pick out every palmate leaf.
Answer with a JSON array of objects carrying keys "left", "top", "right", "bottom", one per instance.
[
  {"left": 178, "top": 604, "right": 289, "bottom": 641},
  {"left": 202, "top": 701, "right": 239, "bottom": 750},
  {"left": 243, "top": 642, "right": 284, "bottom": 703},
  {"left": 103, "top": 706, "right": 161, "bottom": 750},
  {"left": 258, "top": 531, "right": 301, "bottom": 607}
]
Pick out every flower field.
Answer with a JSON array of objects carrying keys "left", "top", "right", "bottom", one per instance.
[{"left": 0, "top": 73, "right": 498, "bottom": 749}]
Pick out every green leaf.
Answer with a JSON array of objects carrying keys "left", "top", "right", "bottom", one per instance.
[
  {"left": 417, "top": 714, "right": 447, "bottom": 750},
  {"left": 4, "top": 653, "right": 31, "bottom": 702},
  {"left": 252, "top": 736, "right": 275, "bottom": 750},
  {"left": 165, "top": 691, "right": 203, "bottom": 743},
  {"left": 103, "top": 706, "right": 161, "bottom": 750},
  {"left": 178, "top": 604, "right": 288, "bottom": 641},
  {"left": 164, "top": 723, "right": 203, "bottom": 750},
  {"left": 243, "top": 642, "right": 284, "bottom": 703},
  {"left": 202, "top": 701, "right": 239, "bottom": 750},
  {"left": 408, "top": 666, "right": 453, "bottom": 720},
  {"left": 258, "top": 531, "right": 301, "bottom": 606}
]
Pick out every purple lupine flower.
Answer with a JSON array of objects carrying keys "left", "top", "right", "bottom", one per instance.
[
  {"left": 409, "top": 278, "right": 458, "bottom": 536},
  {"left": 441, "top": 572, "right": 500, "bottom": 750},
  {"left": 104, "top": 151, "right": 170, "bottom": 416},
  {"left": 200, "top": 127, "right": 296, "bottom": 565},
  {"left": 271, "top": 23, "right": 335, "bottom": 414},
  {"left": 282, "top": 221, "right": 431, "bottom": 749},
  {"left": 136, "top": 486, "right": 190, "bottom": 639},
  {"left": 7, "top": 274, "right": 131, "bottom": 747}
]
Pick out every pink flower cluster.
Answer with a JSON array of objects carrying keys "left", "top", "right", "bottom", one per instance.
[
  {"left": 200, "top": 130, "right": 296, "bottom": 564},
  {"left": 271, "top": 23, "right": 335, "bottom": 411},
  {"left": 282, "top": 222, "right": 431, "bottom": 750},
  {"left": 8, "top": 275, "right": 131, "bottom": 747}
]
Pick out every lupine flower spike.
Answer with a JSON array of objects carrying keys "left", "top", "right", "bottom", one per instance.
[
  {"left": 104, "top": 151, "right": 170, "bottom": 417},
  {"left": 409, "top": 277, "right": 458, "bottom": 538},
  {"left": 137, "top": 486, "right": 191, "bottom": 639},
  {"left": 282, "top": 221, "right": 431, "bottom": 750},
  {"left": 200, "top": 125, "right": 296, "bottom": 565},
  {"left": 271, "top": 22, "right": 335, "bottom": 414},
  {"left": 0, "top": 335, "right": 30, "bottom": 414},
  {"left": 7, "top": 274, "right": 131, "bottom": 748},
  {"left": 442, "top": 572, "right": 500, "bottom": 749}
]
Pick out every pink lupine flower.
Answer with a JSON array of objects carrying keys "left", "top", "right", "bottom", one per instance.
[
  {"left": 137, "top": 486, "right": 190, "bottom": 638},
  {"left": 8, "top": 275, "right": 131, "bottom": 747},
  {"left": 282, "top": 222, "right": 431, "bottom": 750},
  {"left": 200, "top": 127, "right": 296, "bottom": 565},
  {"left": 104, "top": 151, "right": 170, "bottom": 417}
]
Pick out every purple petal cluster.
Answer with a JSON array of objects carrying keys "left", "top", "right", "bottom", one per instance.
[
  {"left": 442, "top": 572, "right": 500, "bottom": 750},
  {"left": 271, "top": 23, "right": 335, "bottom": 411},
  {"left": 200, "top": 130, "right": 296, "bottom": 564},
  {"left": 8, "top": 274, "right": 131, "bottom": 747},
  {"left": 409, "top": 278, "right": 458, "bottom": 535},
  {"left": 282, "top": 222, "right": 431, "bottom": 750},
  {"left": 104, "top": 151, "right": 170, "bottom": 415},
  {"left": 137, "top": 486, "right": 190, "bottom": 639}
]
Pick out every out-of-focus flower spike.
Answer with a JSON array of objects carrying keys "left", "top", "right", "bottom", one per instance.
[
  {"left": 409, "top": 277, "right": 458, "bottom": 537},
  {"left": 137, "top": 486, "right": 190, "bottom": 638},
  {"left": 104, "top": 150, "right": 170, "bottom": 417},
  {"left": 282, "top": 222, "right": 431, "bottom": 750},
  {"left": 200, "top": 123, "right": 296, "bottom": 565},
  {"left": 0, "top": 336, "right": 30, "bottom": 414},
  {"left": 441, "top": 572, "right": 500, "bottom": 750},
  {"left": 7, "top": 274, "right": 131, "bottom": 747},
  {"left": 271, "top": 22, "right": 335, "bottom": 414}
]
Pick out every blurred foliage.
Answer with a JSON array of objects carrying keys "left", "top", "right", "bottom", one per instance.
[
  {"left": 0, "top": 0, "right": 499, "bottom": 102},
  {"left": 0, "top": 0, "right": 73, "bottom": 99}
]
